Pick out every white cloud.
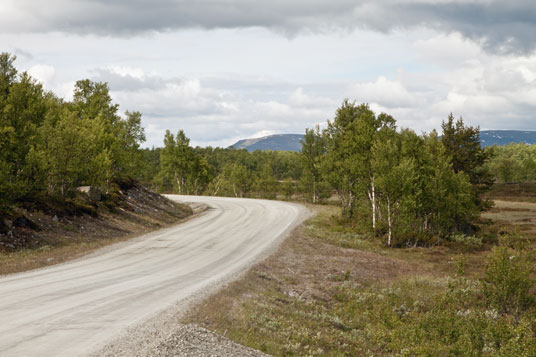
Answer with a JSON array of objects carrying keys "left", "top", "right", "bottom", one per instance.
[
  {"left": 4, "top": 10, "right": 535, "bottom": 148},
  {"left": 412, "top": 32, "right": 482, "bottom": 68},
  {"left": 106, "top": 65, "right": 145, "bottom": 79},
  {"left": 28, "top": 64, "right": 55, "bottom": 87},
  {"left": 350, "top": 76, "right": 417, "bottom": 109}
]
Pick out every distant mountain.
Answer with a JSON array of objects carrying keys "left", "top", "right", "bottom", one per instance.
[
  {"left": 229, "top": 130, "right": 536, "bottom": 152},
  {"left": 479, "top": 130, "right": 536, "bottom": 147},
  {"left": 230, "top": 134, "right": 304, "bottom": 152}
]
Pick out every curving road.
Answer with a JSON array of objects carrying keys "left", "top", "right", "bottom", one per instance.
[{"left": 0, "top": 196, "right": 308, "bottom": 356}]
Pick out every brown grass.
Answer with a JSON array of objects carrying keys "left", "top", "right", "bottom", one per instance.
[
  {"left": 485, "top": 182, "right": 536, "bottom": 203},
  {"left": 184, "top": 191, "right": 536, "bottom": 355}
]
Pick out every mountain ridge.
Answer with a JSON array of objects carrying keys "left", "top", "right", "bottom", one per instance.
[
  {"left": 230, "top": 130, "right": 536, "bottom": 152},
  {"left": 230, "top": 134, "right": 304, "bottom": 152}
]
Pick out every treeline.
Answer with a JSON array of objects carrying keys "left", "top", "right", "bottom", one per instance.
[
  {"left": 486, "top": 143, "right": 536, "bottom": 183},
  {"left": 143, "top": 101, "right": 492, "bottom": 246},
  {"left": 137, "top": 135, "right": 304, "bottom": 199},
  {"left": 0, "top": 53, "right": 145, "bottom": 208}
]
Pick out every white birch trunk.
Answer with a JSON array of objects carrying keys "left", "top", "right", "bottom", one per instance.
[
  {"left": 387, "top": 196, "right": 392, "bottom": 247},
  {"left": 371, "top": 176, "right": 376, "bottom": 230}
]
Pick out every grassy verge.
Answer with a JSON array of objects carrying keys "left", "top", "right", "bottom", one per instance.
[{"left": 184, "top": 201, "right": 536, "bottom": 355}]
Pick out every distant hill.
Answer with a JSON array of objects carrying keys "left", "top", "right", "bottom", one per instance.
[
  {"left": 229, "top": 130, "right": 536, "bottom": 152},
  {"left": 230, "top": 134, "right": 304, "bottom": 152},
  {"left": 480, "top": 130, "right": 536, "bottom": 147}
]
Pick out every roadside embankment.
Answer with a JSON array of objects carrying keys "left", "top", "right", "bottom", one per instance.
[{"left": 0, "top": 181, "right": 192, "bottom": 275}]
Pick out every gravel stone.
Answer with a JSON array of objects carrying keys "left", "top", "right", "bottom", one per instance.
[{"left": 94, "top": 305, "right": 267, "bottom": 357}]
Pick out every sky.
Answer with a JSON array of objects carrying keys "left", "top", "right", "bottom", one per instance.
[{"left": 1, "top": 0, "right": 535, "bottom": 148}]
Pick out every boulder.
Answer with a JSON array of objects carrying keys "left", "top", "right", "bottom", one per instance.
[{"left": 77, "top": 186, "right": 102, "bottom": 202}]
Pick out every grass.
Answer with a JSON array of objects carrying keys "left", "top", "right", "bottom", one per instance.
[
  {"left": 184, "top": 194, "right": 536, "bottom": 355},
  {"left": 485, "top": 182, "right": 536, "bottom": 203}
]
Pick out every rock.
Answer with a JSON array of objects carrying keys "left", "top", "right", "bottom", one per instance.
[
  {"left": 13, "top": 216, "right": 40, "bottom": 230},
  {"left": 0, "top": 219, "right": 12, "bottom": 234},
  {"left": 77, "top": 186, "right": 102, "bottom": 202}
]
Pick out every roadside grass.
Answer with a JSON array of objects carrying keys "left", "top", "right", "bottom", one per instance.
[
  {"left": 185, "top": 195, "right": 536, "bottom": 355},
  {"left": 307, "top": 205, "right": 490, "bottom": 278}
]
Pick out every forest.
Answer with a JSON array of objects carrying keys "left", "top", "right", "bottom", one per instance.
[{"left": 0, "top": 51, "right": 531, "bottom": 248}]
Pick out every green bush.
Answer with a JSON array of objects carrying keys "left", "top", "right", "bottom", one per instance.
[
  {"left": 482, "top": 247, "right": 535, "bottom": 317},
  {"left": 451, "top": 233, "right": 483, "bottom": 247}
]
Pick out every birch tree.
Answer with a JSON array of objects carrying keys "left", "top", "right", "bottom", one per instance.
[
  {"left": 300, "top": 125, "right": 326, "bottom": 204},
  {"left": 322, "top": 100, "right": 395, "bottom": 226}
]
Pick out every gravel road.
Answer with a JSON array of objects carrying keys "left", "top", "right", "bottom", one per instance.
[{"left": 0, "top": 196, "right": 308, "bottom": 356}]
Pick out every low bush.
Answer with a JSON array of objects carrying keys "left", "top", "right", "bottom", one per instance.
[{"left": 482, "top": 246, "right": 535, "bottom": 319}]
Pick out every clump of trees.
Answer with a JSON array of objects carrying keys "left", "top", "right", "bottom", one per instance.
[
  {"left": 486, "top": 143, "right": 536, "bottom": 183},
  {"left": 159, "top": 130, "right": 209, "bottom": 195},
  {"left": 154, "top": 134, "right": 303, "bottom": 199},
  {"left": 0, "top": 53, "right": 145, "bottom": 208},
  {"left": 300, "top": 101, "right": 492, "bottom": 246}
]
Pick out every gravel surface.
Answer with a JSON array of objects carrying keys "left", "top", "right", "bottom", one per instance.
[
  {"left": 95, "top": 293, "right": 267, "bottom": 357},
  {"left": 156, "top": 324, "right": 267, "bottom": 357}
]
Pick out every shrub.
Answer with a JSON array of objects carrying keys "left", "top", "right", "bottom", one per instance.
[
  {"left": 450, "top": 233, "right": 483, "bottom": 247},
  {"left": 482, "top": 247, "right": 535, "bottom": 318}
]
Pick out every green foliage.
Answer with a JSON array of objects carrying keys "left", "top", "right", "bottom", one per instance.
[
  {"left": 0, "top": 53, "right": 146, "bottom": 207},
  {"left": 204, "top": 162, "right": 254, "bottom": 198},
  {"left": 255, "top": 163, "right": 278, "bottom": 199},
  {"left": 36, "top": 106, "right": 93, "bottom": 196},
  {"left": 298, "top": 104, "right": 486, "bottom": 246},
  {"left": 441, "top": 113, "right": 494, "bottom": 209},
  {"left": 0, "top": 52, "right": 18, "bottom": 96},
  {"left": 300, "top": 125, "right": 327, "bottom": 203},
  {"left": 227, "top": 163, "right": 253, "bottom": 198},
  {"left": 280, "top": 178, "right": 294, "bottom": 200},
  {"left": 156, "top": 145, "right": 304, "bottom": 199},
  {"left": 322, "top": 100, "right": 395, "bottom": 219},
  {"left": 372, "top": 130, "right": 418, "bottom": 245},
  {"left": 487, "top": 143, "right": 536, "bottom": 183},
  {"left": 451, "top": 234, "right": 483, "bottom": 248},
  {"left": 482, "top": 247, "right": 535, "bottom": 317},
  {"left": 159, "top": 130, "right": 209, "bottom": 194},
  {"left": 232, "top": 275, "right": 536, "bottom": 356}
]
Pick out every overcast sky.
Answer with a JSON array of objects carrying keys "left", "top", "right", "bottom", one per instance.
[{"left": 1, "top": 0, "right": 535, "bottom": 147}]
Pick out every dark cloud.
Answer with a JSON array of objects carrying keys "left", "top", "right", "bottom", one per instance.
[
  {"left": 11, "top": 48, "right": 34, "bottom": 60},
  {"left": 2, "top": 1, "right": 535, "bottom": 54},
  {"left": 386, "top": 1, "right": 536, "bottom": 54}
]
